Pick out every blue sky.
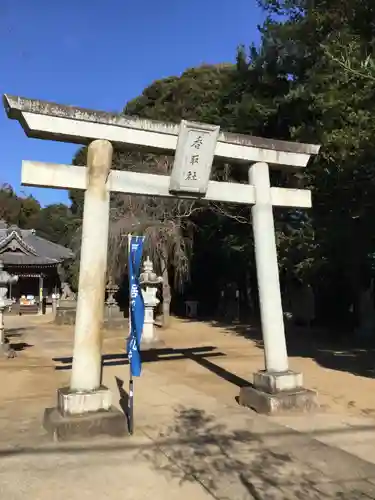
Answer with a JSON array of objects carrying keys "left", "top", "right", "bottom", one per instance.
[{"left": 0, "top": 0, "right": 265, "bottom": 207}]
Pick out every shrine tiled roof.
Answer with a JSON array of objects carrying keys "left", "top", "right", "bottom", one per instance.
[{"left": 0, "top": 220, "right": 74, "bottom": 266}]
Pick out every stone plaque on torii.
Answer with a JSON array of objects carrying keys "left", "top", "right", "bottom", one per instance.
[{"left": 3, "top": 94, "right": 320, "bottom": 439}]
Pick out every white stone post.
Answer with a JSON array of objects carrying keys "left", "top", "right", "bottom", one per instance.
[
  {"left": 0, "top": 303, "right": 5, "bottom": 346},
  {"left": 143, "top": 296, "right": 157, "bottom": 343},
  {"left": 38, "top": 274, "right": 44, "bottom": 315},
  {"left": 0, "top": 262, "right": 18, "bottom": 357},
  {"left": 70, "top": 140, "right": 113, "bottom": 392},
  {"left": 250, "top": 162, "right": 289, "bottom": 373},
  {"left": 52, "top": 293, "right": 58, "bottom": 316},
  {"left": 139, "top": 257, "right": 163, "bottom": 345}
]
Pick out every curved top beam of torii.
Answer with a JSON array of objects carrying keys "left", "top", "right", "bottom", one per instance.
[{"left": 3, "top": 94, "right": 320, "bottom": 169}]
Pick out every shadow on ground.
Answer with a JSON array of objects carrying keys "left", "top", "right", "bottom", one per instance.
[
  {"left": 9, "top": 341, "right": 33, "bottom": 352},
  {"left": 5, "top": 327, "right": 28, "bottom": 339},
  {"left": 115, "top": 376, "right": 131, "bottom": 432},
  {"left": 178, "top": 315, "right": 375, "bottom": 380},
  {"left": 53, "top": 346, "right": 251, "bottom": 388},
  {"left": 143, "top": 407, "right": 375, "bottom": 500},
  {"left": 3, "top": 328, "right": 33, "bottom": 352},
  {"left": 140, "top": 406, "right": 375, "bottom": 499},
  {"left": 1, "top": 405, "right": 371, "bottom": 498}
]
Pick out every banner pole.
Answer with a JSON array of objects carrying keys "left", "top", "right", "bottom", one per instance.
[{"left": 128, "top": 233, "right": 134, "bottom": 435}]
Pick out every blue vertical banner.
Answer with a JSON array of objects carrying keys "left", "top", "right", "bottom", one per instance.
[{"left": 127, "top": 235, "right": 145, "bottom": 377}]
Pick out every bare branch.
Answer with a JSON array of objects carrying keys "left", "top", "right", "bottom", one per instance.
[
  {"left": 321, "top": 43, "right": 375, "bottom": 82},
  {"left": 209, "top": 202, "right": 250, "bottom": 224},
  {"left": 174, "top": 201, "right": 203, "bottom": 218}
]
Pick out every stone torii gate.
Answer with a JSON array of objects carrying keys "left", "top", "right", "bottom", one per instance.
[{"left": 3, "top": 94, "right": 320, "bottom": 438}]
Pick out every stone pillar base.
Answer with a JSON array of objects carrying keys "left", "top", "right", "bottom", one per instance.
[
  {"left": 141, "top": 339, "right": 165, "bottom": 350},
  {"left": 239, "top": 370, "right": 318, "bottom": 415},
  {"left": 43, "top": 386, "right": 127, "bottom": 441},
  {"left": 58, "top": 386, "right": 111, "bottom": 415}
]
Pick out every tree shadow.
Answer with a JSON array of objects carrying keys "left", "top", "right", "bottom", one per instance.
[
  {"left": 141, "top": 406, "right": 364, "bottom": 499},
  {"left": 182, "top": 316, "right": 375, "bottom": 380},
  {"left": 3, "top": 326, "right": 32, "bottom": 349},
  {"left": 0, "top": 402, "right": 374, "bottom": 498},
  {"left": 9, "top": 342, "right": 33, "bottom": 352},
  {"left": 4, "top": 327, "right": 27, "bottom": 339}
]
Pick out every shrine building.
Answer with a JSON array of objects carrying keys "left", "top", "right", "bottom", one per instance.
[{"left": 0, "top": 220, "right": 74, "bottom": 307}]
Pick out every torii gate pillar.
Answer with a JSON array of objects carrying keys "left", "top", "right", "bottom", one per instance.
[{"left": 238, "top": 162, "right": 316, "bottom": 413}]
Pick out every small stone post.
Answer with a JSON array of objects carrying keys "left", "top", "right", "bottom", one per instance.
[
  {"left": 70, "top": 140, "right": 113, "bottom": 393},
  {"left": 0, "top": 261, "right": 18, "bottom": 357},
  {"left": 38, "top": 274, "right": 44, "bottom": 315},
  {"left": 234, "top": 289, "right": 240, "bottom": 323},
  {"left": 105, "top": 278, "right": 119, "bottom": 322},
  {"left": 139, "top": 257, "right": 163, "bottom": 345},
  {"left": 52, "top": 293, "right": 59, "bottom": 316}
]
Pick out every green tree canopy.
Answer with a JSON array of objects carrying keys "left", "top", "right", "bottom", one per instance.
[{"left": 62, "top": 0, "right": 375, "bottom": 324}]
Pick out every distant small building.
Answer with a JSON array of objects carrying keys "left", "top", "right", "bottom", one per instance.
[{"left": 0, "top": 220, "right": 74, "bottom": 305}]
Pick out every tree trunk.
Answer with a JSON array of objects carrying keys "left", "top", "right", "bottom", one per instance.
[{"left": 161, "top": 257, "right": 171, "bottom": 328}]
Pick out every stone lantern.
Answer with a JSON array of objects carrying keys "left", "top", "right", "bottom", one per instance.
[
  {"left": 0, "top": 260, "right": 18, "bottom": 356},
  {"left": 105, "top": 277, "right": 120, "bottom": 320},
  {"left": 139, "top": 256, "right": 163, "bottom": 344}
]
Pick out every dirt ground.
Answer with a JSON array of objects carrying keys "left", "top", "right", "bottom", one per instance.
[
  {"left": 3, "top": 313, "right": 375, "bottom": 499},
  {"left": 2, "top": 313, "right": 375, "bottom": 423}
]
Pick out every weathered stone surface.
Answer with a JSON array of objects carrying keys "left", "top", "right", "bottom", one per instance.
[
  {"left": 239, "top": 385, "right": 318, "bottom": 415},
  {"left": 58, "top": 299, "right": 77, "bottom": 309},
  {"left": 3, "top": 94, "right": 320, "bottom": 157},
  {"left": 43, "top": 406, "right": 127, "bottom": 441},
  {"left": 104, "top": 307, "right": 127, "bottom": 329},
  {"left": 253, "top": 370, "right": 303, "bottom": 394},
  {"left": 55, "top": 306, "right": 76, "bottom": 325},
  {"left": 140, "top": 339, "right": 166, "bottom": 350},
  {"left": 57, "top": 386, "right": 112, "bottom": 416},
  {"left": 104, "top": 318, "right": 128, "bottom": 329},
  {"left": 55, "top": 305, "right": 127, "bottom": 328}
]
